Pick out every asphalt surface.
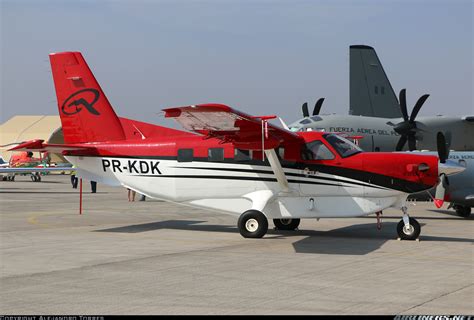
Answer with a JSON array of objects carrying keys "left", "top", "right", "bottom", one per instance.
[{"left": 0, "top": 175, "right": 472, "bottom": 315}]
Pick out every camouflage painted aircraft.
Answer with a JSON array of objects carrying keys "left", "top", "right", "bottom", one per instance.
[{"left": 288, "top": 45, "right": 474, "bottom": 152}]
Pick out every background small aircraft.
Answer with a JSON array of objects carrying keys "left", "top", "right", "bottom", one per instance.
[
  {"left": 289, "top": 45, "right": 474, "bottom": 152},
  {"left": 0, "top": 151, "right": 72, "bottom": 182}
]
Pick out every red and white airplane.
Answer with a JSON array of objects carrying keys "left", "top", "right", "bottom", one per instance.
[{"left": 11, "top": 52, "right": 465, "bottom": 240}]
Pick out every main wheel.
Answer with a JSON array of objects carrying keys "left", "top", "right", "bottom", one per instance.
[
  {"left": 273, "top": 218, "right": 300, "bottom": 231},
  {"left": 397, "top": 217, "right": 421, "bottom": 240},
  {"left": 238, "top": 210, "right": 268, "bottom": 238},
  {"left": 455, "top": 205, "right": 471, "bottom": 218}
]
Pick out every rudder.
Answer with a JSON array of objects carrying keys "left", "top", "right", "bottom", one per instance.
[
  {"left": 349, "top": 45, "right": 402, "bottom": 118},
  {"left": 49, "top": 52, "right": 125, "bottom": 143}
]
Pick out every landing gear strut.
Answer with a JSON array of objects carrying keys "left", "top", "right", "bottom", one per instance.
[
  {"left": 238, "top": 210, "right": 268, "bottom": 238},
  {"left": 454, "top": 205, "right": 471, "bottom": 218},
  {"left": 397, "top": 206, "right": 420, "bottom": 240},
  {"left": 273, "top": 218, "right": 300, "bottom": 231},
  {"left": 30, "top": 173, "right": 41, "bottom": 182}
]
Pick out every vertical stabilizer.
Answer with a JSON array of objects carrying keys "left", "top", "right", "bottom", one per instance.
[
  {"left": 50, "top": 52, "right": 126, "bottom": 143},
  {"left": 349, "top": 45, "right": 402, "bottom": 118}
]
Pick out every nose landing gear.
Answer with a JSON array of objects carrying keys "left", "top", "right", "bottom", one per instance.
[{"left": 397, "top": 206, "right": 420, "bottom": 240}]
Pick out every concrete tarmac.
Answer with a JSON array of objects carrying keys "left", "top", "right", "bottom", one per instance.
[{"left": 0, "top": 175, "right": 472, "bottom": 315}]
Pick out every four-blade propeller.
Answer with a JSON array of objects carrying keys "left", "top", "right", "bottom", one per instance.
[
  {"left": 302, "top": 98, "right": 325, "bottom": 117},
  {"left": 388, "top": 89, "right": 430, "bottom": 151}
]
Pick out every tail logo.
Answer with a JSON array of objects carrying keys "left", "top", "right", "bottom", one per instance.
[{"left": 62, "top": 88, "right": 101, "bottom": 116}]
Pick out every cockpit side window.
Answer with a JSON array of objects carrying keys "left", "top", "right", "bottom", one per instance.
[
  {"left": 301, "top": 140, "right": 335, "bottom": 160},
  {"left": 324, "top": 133, "right": 362, "bottom": 158},
  {"left": 299, "top": 119, "right": 312, "bottom": 124}
]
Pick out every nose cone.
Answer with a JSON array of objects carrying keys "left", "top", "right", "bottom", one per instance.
[{"left": 438, "top": 160, "right": 466, "bottom": 176}]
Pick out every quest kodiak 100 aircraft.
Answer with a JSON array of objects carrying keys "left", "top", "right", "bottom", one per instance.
[
  {"left": 289, "top": 45, "right": 474, "bottom": 152},
  {"left": 10, "top": 51, "right": 465, "bottom": 240}
]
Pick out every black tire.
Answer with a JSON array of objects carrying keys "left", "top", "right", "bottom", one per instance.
[
  {"left": 397, "top": 217, "right": 421, "bottom": 240},
  {"left": 273, "top": 218, "right": 300, "bottom": 231},
  {"left": 455, "top": 206, "right": 471, "bottom": 218},
  {"left": 238, "top": 210, "right": 268, "bottom": 238}
]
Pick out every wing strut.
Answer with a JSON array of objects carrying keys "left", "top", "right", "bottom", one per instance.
[{"left": 264, "top": 149, "right": 289, "bottom": 192}]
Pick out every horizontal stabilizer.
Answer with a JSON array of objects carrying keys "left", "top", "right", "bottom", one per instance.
[{"left": 9, "top": 139, "right": 94, "bottom": 154}]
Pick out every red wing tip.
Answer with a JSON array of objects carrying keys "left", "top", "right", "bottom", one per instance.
[{"left": 434, "top": 199, "right": 444, "bottom": 208}]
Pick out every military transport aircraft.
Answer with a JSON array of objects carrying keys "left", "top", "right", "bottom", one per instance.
[
  {"left": 11, "top": 51, "right": 465, "bottom": 240},
  {"left": 289, "top": 45, "right": 474, "bottom": 152}
]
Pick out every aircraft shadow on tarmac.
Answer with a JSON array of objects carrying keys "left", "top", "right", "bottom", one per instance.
[{"left": 95, "top": 220, "right": 473, "bottom": 255}]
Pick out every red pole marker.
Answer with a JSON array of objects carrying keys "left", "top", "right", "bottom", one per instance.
[{"left": 79, "top": 178, "right": 83, "bottom": 215}]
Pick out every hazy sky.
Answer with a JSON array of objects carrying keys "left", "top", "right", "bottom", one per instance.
[{"left": 1, "top": 0, "right": 473, "bottom": 127}]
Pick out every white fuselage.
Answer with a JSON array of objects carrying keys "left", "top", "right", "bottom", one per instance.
[{"left": 67, "top": 155, "right": 407, "bottom": 219}]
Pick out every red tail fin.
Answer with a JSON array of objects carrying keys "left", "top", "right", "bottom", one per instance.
[{"left": 50, "top": 52, "right": 125, "bottom": 143}]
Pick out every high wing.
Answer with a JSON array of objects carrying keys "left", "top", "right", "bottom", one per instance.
[
  {"left": 163, "top": 104, "right": 303, "bottom": 150},
  {"left": 8, "top": 139, "right": 95, "bottom": 154},
  {"left": 164, "top": 104, "right": 304, "bottom": 192}
]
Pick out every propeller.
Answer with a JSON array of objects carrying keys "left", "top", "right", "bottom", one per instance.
[
  {"left": 302, "top": 98, "right": 325, "bottom": 118},
  {"left": 302, "top": 102, "right": 309, "bottom": 118},
  {"left": 312, "top": 98, "right": 325, "bottom": 116},
  {"left": 389, "top": 89, "right": 430, "bottom": 151},
  {"left": 434, "top": 132, "right": 450, "bottom": 208}
]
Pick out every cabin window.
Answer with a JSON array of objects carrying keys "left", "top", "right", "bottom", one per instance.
[
  {"left": 381, "top": 86, "right": 385, "bottom": 94},
  {"left": 177, "top": 148, "right": 193, "bottom": 162},
  {"left": 374, "top": 86, "right": 378, "bottom": 94},
  {"left": 301, "top": 140, "right": 335, "bottom": 160},
  {"left": 277, "top": 147, "right": 285, "bottom": 159},
  {"left": 235, "top": 149, "right": 251, "bottom": 162},
  {"left": 324, "top": 133, "right": 362, "bottom": 158},
  {"left": 208, "top": 148, "right": 224, "bottom": 162}
]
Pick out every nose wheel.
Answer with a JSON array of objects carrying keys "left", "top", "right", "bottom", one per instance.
[
  {"left": 397, "top": 207, "right": 420, "bottom": 240},
  {"left": 238, "top": 210, "right": 268, "bottom": 238}
]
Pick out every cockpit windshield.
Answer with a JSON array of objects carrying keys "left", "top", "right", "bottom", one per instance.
[{"left": 323, "top": 134, "right": 362, "bottom": 158}]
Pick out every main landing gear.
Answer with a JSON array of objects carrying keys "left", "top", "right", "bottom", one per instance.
[
  {"left": 273, "top": 218, "right": 300, "bottom": 231},
  {"left": 397, "top": 206, "right": 420, "bottom": 240},
  {"left": 30, "top": 173, "right": 41, "bottom": 182},
  {"left": 237, "top": 210, "right": 302, "bottom": 238},
  {"left": 453, "top": 205, "right": 471, "bottom": 218},
  {"left": 238, "top": 210, "right": 268, "bottom": 238}
]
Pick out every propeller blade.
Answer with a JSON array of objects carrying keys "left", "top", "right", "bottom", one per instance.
[
  {"left": 312, "top": 98, "right": 325, "bottom": 116},
  {"left": 409, "top": 94, "right": 430, "bottom": 122},
  {"left": 437, "top": 132, "right": 448, "bottom": 163},
  {"left": 408, "top": 135, "right": 417, "bottom": 151},
  {"left": 434, "top": 174, "right": 448, "bottom": 208},
  {"left": 396, "top": 135, "right": 407, "bottom": 151},
  {"left": 302, "top": 102, "right": 309, "bottom": 118},
  {"left": 399, "top": 89, "right": 409, "bottom": 121}
]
